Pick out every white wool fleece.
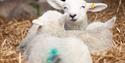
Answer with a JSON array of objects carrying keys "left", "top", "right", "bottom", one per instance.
[{"left": 27, "top": 35, "right": 92, "bottom": 63}]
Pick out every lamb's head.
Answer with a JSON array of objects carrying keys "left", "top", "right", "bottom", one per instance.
[
  {"left": 47, "top": 0, "right": 107, "bottom": 22},
  {"left": 33, "top": 10, "right": 67, "bottom": 32},
  {"left": 86, "top": 16, "right": 116, "bottom": 32}
]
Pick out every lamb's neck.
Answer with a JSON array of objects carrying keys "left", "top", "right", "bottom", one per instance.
[{"left": 77, "top": 15, "right": 88, "bottom": 30}]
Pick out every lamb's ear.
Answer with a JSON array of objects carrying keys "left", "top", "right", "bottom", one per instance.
[
  {"left": 105, "top": 16, "right": 116, "bottom": 28},
  {"left": 47, "top": 0, "right": 64, "bottom": 10},
  {"left": 87, "top": 3, "right": 107, "bottom": 12}
]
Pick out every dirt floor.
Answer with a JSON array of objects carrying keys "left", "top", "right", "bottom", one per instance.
[{"left": 0, "top": 0, "right": 125, "bottom": 63}]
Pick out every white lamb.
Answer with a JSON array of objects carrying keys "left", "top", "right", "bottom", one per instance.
[
  {"left": 19, "top": 10, "right": 92, "bottom": 63},
  {"left": 46, "top": 0, "right": 108, "bottom": 30}
]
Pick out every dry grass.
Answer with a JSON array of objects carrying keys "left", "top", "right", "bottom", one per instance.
[
  {"left": 88, "top": 0, "right": 125, "bottom": 63},
  {"left": 0, "top": 0, "right": 125, "bottom": 63},
  {"left": 0, "top": 19, "right": 32, "bottom": 63}
]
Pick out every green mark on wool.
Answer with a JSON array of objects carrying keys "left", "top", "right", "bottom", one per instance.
[
  {"left": 51, "top": 48, "right": 59, "bottom": 56},
  {"left": 47, "top": 48, "right": 60, "bottom": 63}
]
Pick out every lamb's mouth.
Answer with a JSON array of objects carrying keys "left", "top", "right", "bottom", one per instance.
[{"left": 70, "top": 19, "right": 77, "bottom": 21}]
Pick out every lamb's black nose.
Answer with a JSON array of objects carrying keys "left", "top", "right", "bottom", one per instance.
[{"left": 69, "top": 14, "right": 76, "bottom": 19}]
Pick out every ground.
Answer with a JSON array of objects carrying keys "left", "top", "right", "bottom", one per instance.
[{"left": 0, "top": 0, "right": 125, "bottom": 63}]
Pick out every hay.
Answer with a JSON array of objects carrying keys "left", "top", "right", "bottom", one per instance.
[
  {"left": 0, "top": 0, "right": 125, "bottom": 63},
  {"left": 88, "top": 0, "right": 125, "bottom": 63},
  {"left": 0, "top": 19, "right": 32, "bottom": 63}
]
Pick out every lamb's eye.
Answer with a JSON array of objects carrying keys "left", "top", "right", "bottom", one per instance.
[
  {"left": 82, "top": 6, "right": 85, "bottom": 8},
  {"left": 61, "top": 0, "right": 66, "bottom": 2},
  {"left": 64, "top": 7, "right": 68, "bottom": 9}
]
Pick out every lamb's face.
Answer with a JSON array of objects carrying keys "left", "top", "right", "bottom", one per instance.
[
  {"left": 63, "top": 0, "right": 88, "bottom": 22},
  {"left": 48, "top": 0, "right": 107, "bottom": 22}
]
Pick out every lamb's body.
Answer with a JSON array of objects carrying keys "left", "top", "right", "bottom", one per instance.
[{"left": 26, "top": 35, "right": 92, "bottom": 63}]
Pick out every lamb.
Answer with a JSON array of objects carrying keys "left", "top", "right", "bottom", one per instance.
[
  {"left": 47, "top": 0, "right": 108, "bottom": 30},
  {"left": 19, "top": 10, "right": 92, "bottom": 63}
]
